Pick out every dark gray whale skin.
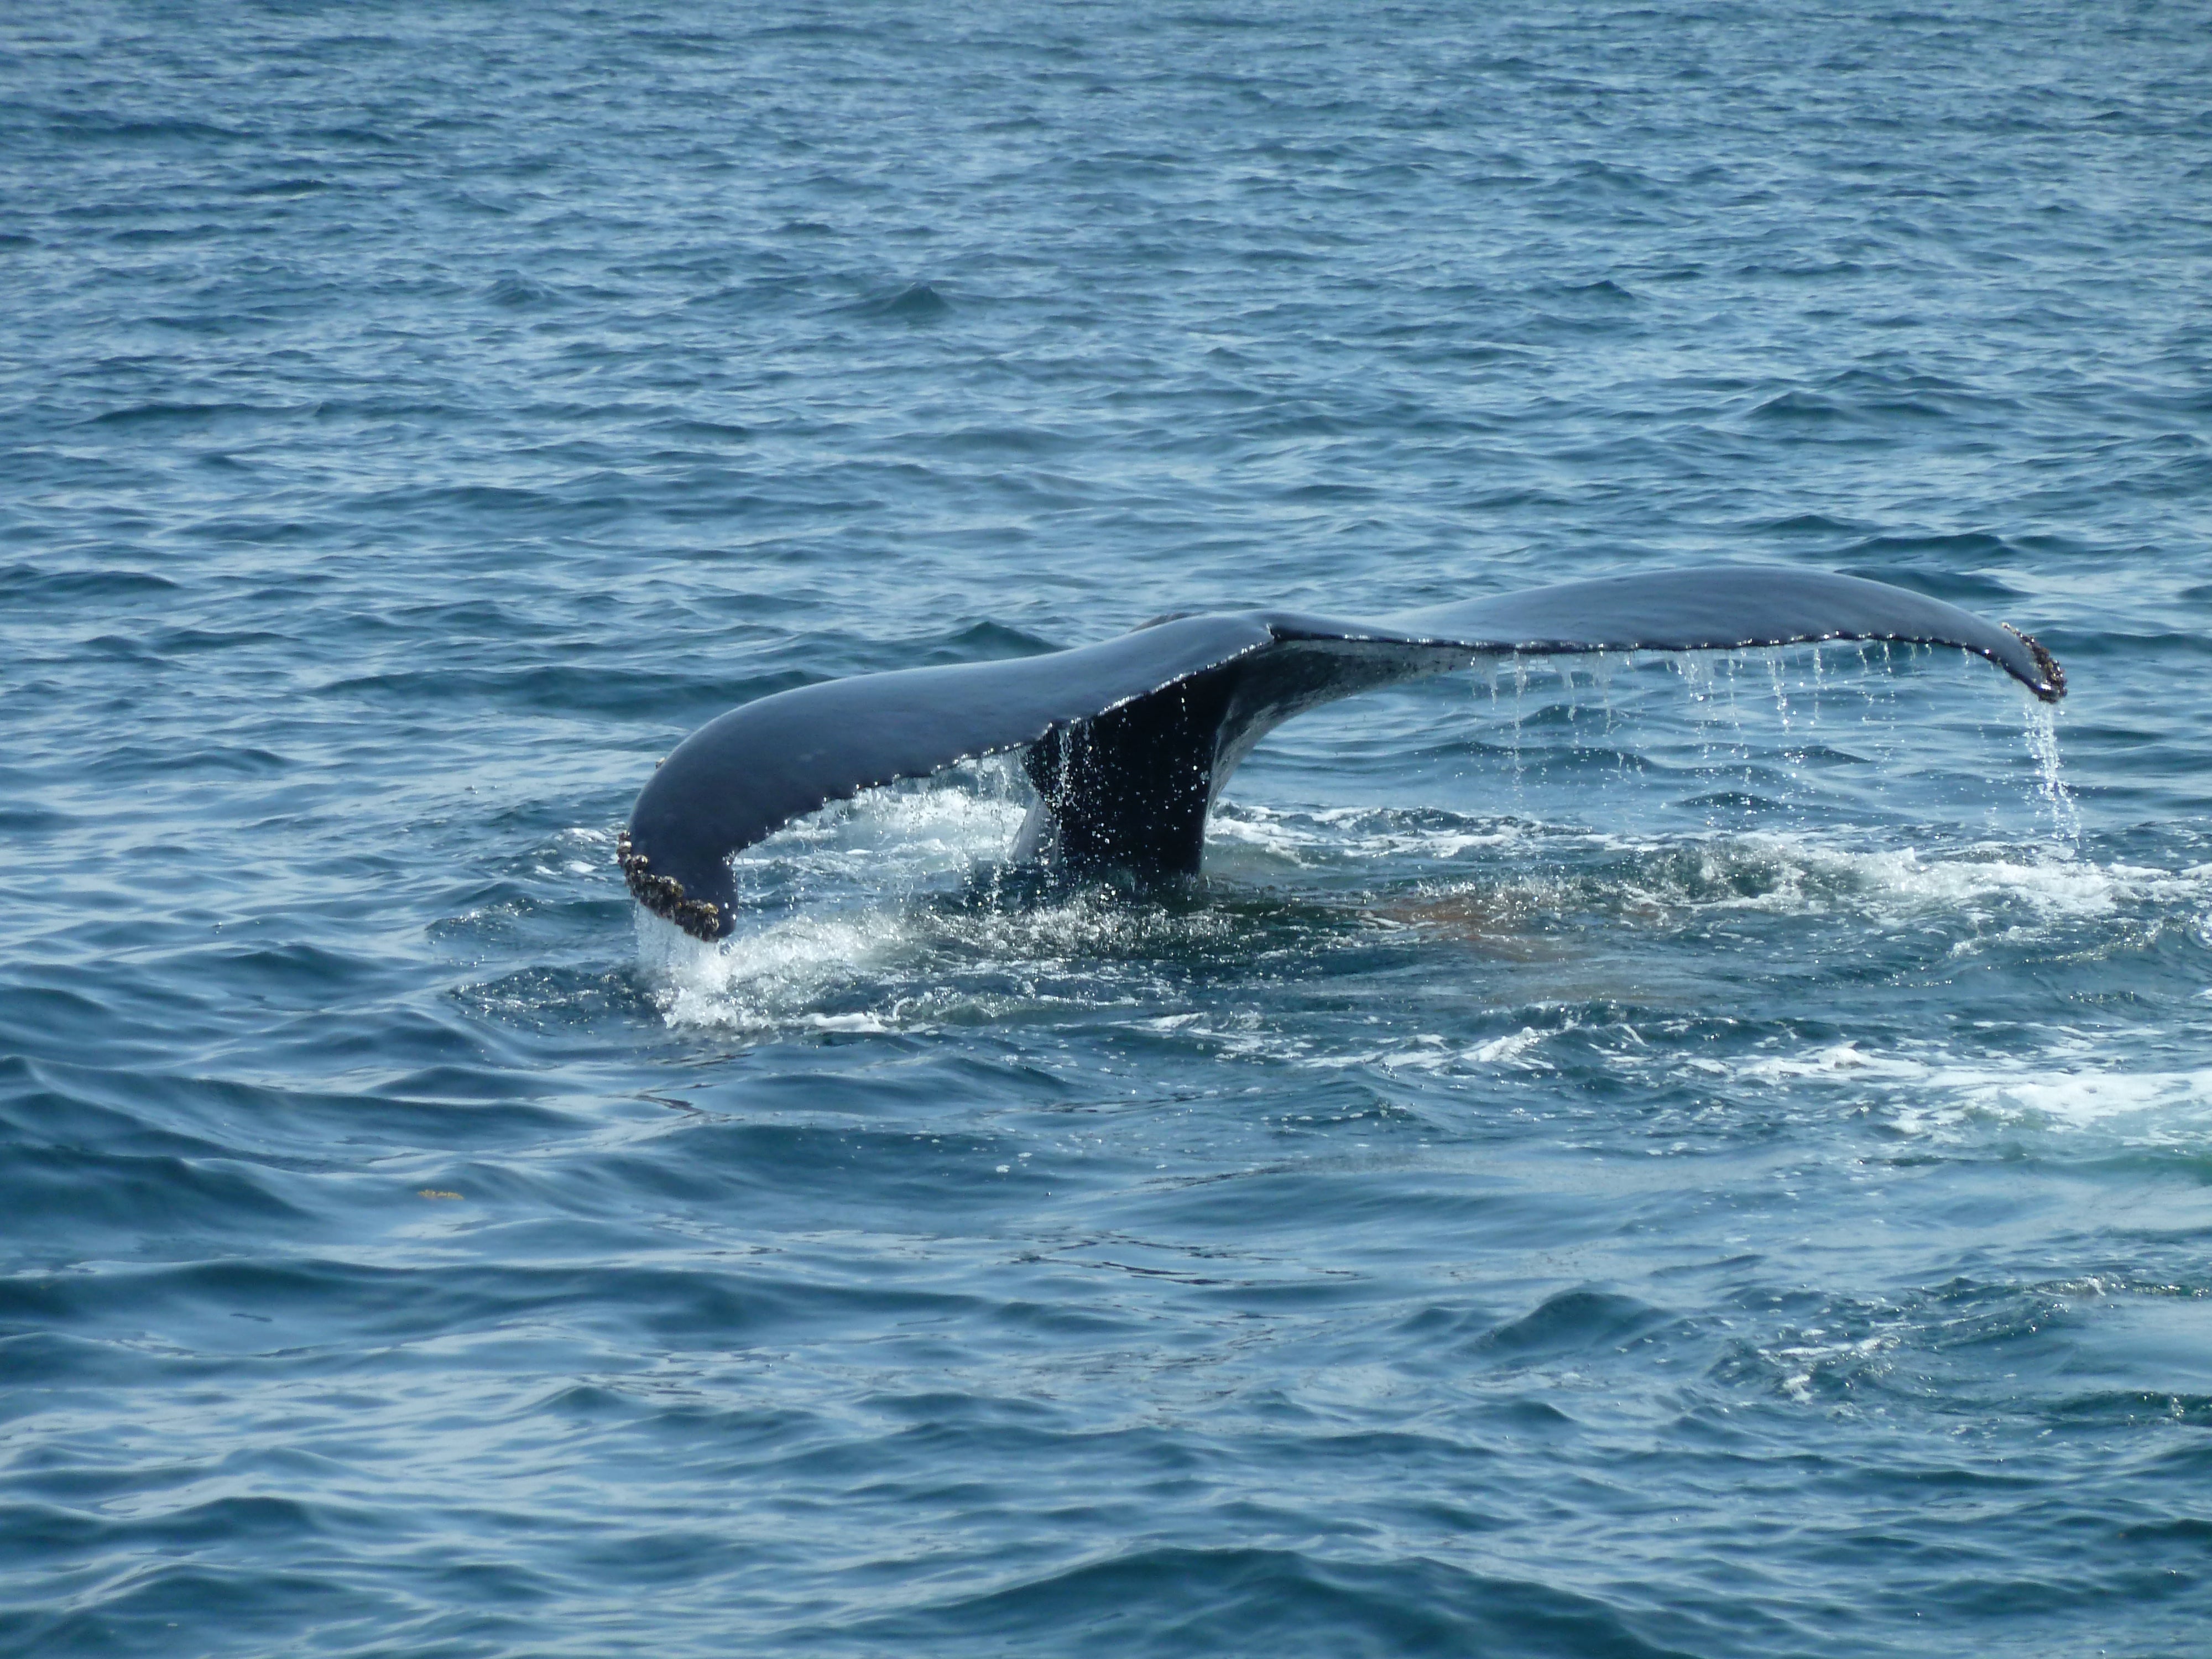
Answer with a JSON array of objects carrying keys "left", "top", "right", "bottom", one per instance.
[{"left": 620, "top": 566, "right": 2065, "bottom": 940}]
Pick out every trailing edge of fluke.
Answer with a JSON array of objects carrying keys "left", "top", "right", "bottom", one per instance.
[{"left": 619, "top": 565, "right": 2065, "bottom": 941}]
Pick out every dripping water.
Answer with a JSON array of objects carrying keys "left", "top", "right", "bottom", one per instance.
[{"left": 2022, "top": 696, "right": 2080, "bottom": 843}]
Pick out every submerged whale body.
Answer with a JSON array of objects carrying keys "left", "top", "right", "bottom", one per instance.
[{"left": 620, "top": 566, "right": 2065, "bottom": 941}]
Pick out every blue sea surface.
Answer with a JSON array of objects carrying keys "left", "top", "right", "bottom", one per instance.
[{"left": 5, "top": 3, "right": 2212, "bottom": 1654}]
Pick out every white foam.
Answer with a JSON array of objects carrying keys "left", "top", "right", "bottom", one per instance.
[
  {"left": 1731, "top": 1043, "right": 1919, "bottom": 1084},
  {"left": 1917, "top": 1056, "right": 2212, "bottom": 1130},
  {"left": 1465, "top": 1025, "right": 1550, "bottom": 1066},
  {"left": 1673, "top": 1024, "right": 2212, "bottom": 1146},
  {"left": 1149, "top": 1018, "right": 1563, "bottom": 1077},
  {"left": 639, "top": 881, "right": 1240, "bottom": 1035},
  {"left": 1769, "top": 1328, "right": 1901, "bottom": 1403},
  {"left": 628, "top": 743, "right": 2199, "bottom": 1052},
  {"left": 1600, "top": 833, "right": 2194, "bottom": 938},
  {"left": 1207, "top": 802, "right": 1532, "bottom": 867}
]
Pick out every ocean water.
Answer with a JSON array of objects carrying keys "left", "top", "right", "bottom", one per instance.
[{"left": 4, "top": 2, "right": 2211, "bottom": 1653}]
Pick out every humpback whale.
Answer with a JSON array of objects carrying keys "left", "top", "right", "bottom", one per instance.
[{"left": 620, "top": 566, "right": 2065, "bottom": 941}]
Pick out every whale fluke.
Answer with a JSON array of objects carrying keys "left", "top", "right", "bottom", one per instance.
[{"left": 620, "top": 566, "right": 2064, "bottom": 940}]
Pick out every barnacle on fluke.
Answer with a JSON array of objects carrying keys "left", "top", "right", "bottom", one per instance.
[
  {"left": 2005, "top": 625, "right": 2066, "bottom": 699},
  {"left": 618, "top": 831, "right": 721, "bottom": 940},
  {"left": 618, "top": 565, "right": 2066, "bottom": 942}
]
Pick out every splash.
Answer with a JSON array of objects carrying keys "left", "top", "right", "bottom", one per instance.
[{"left": 626, "top": 646, "right": 2106, "bottom": 1043}]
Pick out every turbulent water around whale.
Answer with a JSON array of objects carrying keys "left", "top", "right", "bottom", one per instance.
[{"left": 5, "top": 3, "right": 2211, "bottom": 1656}]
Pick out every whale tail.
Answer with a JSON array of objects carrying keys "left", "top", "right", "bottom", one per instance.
[{"left": 621, "top": 566, "right": 2065, "bottom": 940}]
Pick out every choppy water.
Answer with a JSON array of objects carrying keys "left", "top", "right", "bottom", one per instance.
[{"left": 6, "top": 3, "right": 2212, "bottom": 1654}]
